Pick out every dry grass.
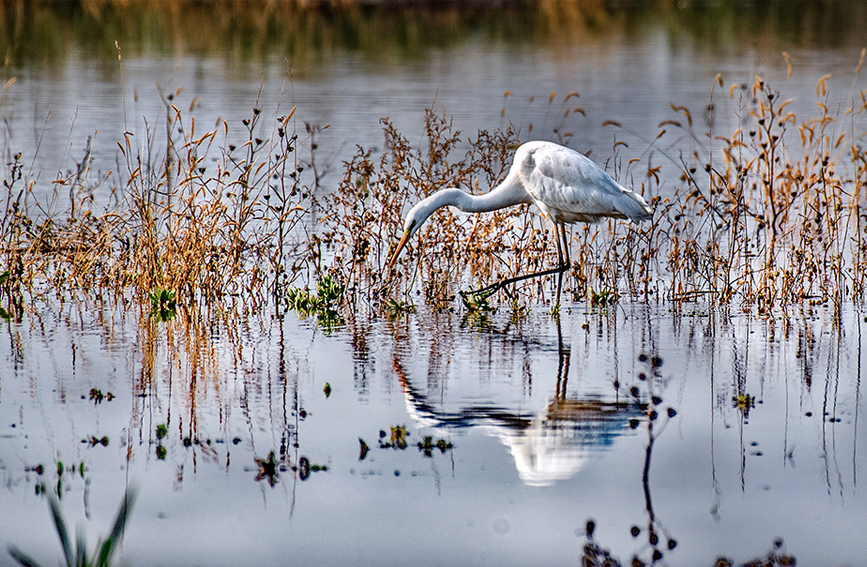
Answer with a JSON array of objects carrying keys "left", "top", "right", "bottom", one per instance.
[
  {"left": 1, "top": 87, "right": 306, "bottom": 314},
  {"left": 653, "top": 60, "right": 867, "bottom": 312},
  {"left": 3, "top": 58, "right": 867, "bottom": 318}
]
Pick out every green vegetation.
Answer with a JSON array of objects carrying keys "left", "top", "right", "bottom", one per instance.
[
  {"left": 0, "top": 269, "right": 13, "bottom": 320},
  {"left": 384, "top": 298, "right": 416, "bottom": 320},
  {"left": 589, "top": 288, "right": 617, "bottom": 308},
  {"left": 148, "top": 289, "right": 177, "bottom": 322},
  {"left": 417, "top": 435, "right": 453, "bottom": 457},
  {"left": 8, "top": 489, "right": 136, "bottom": 567},
  {"left": 458, "top": 289, "right": 496, "bottom": 313},
  {"left": 286, "top": 274, "right": 345, "bottom": 330},
  {"left": 33, "top": 460, "right": 89, "bottom": 499}
]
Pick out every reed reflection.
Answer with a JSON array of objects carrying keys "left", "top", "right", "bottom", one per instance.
[{"left": 1, "top": 298, "right": 863, "bottom": 565}]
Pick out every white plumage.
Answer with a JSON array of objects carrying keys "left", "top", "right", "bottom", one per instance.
[
  {"left": 389, "top": 140, "right": 653, "bottom": 301},
  {"left": 517, "top": 141, "right": 652, "bottom": 224}
]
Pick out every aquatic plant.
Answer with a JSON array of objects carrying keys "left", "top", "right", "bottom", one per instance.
[
  {"left": 458, "top": 288, "right": 496, "bottom": 312},
  {"left": 384, "top": 298, "right": 416, "bottom": 320},
  {"left": 154, "top": 424, "right": 168, "bottom": 459},
  {"left": 87, "top": 389, "right": 114, "bottom": 404},
  {"left": 7, "top": 489, "right": 136, "bottom": 567},
  {"left": 148, "top": 288, "right": 177, "bottom": 321},
  {"left": 589, "top": 287, "right": 617, "bottom": 308},
  {"left": 255, "top": 452, "right": 280, "bottom": 486},
  {"left": 285, "top": 274, "right": 346, "bottom": 330},
  {"left": 649, "top": 60, "right": 867, "bottom": 311},
  {"left": 581, "top": 518, "right": 794, "bottom": 567},
  {"left": 32, "top": 460, "right": 90, "bottom": 499},
  {"left": 417, "top": 435, "right": 453, "bottom": 457},
  {"left": 379, "top": 425, "right": 409, "bottom": 450},
  {"left": 358, "top": 439, "right": 370, "bottom": 461},
  {"left": 254, "top": 452, "right": 326, "bottom": 485},
  {"left": 734, "top": 394, "right": 756, "bottom": 418},
  {"left": 457, "top": 288, "right": 497, "bottom": 329},
  {"left": 508, "top": 297, "right": 529, "bottom": 324},
  {"left": 0, "top": 269, "right": 10, "bottom": 320},
  {"left": 3, "top": 54, "right": 867, "bottom": 313}
]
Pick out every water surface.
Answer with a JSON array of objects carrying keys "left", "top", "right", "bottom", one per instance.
[
  {"left": 2, "top": 1, "right": 867, "bottom": 203},
  {"left": 2, "top": 2, "right": 867, "bottom": 565},
  {"left": 1, "top": 298, "right": 865, "bottom": 566}
]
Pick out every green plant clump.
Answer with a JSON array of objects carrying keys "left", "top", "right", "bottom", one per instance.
[
  {"left": 148, "top": 289, "right": 177, "bottom": 322},
  {"left": 286, "top": 274, "right": 345, "bottom": 330}
]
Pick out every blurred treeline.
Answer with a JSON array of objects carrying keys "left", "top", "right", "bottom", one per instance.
[{"left": 1, "top": 0, "right": 865, "bottom": 71}]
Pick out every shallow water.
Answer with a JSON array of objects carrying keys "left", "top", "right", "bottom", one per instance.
[
  {"left": 1, "top": 297, "right": 865, "bottom": 566},
  {"left": 2, "top": 2, "right": 867, "bottom": 565},
  {"left": 3, "top": 1, "right": 867, "bottom": 204}
]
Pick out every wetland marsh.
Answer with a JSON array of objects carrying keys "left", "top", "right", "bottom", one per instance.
[{"left": 1, "top": 1, "right": 867, "bottom": 565}]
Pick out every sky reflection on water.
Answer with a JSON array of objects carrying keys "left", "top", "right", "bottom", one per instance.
[
  {"left": 2, "top": 2, "right": 867, "bottom": 565},
  {"left": 3, "top": 1, "right": 867, "bottom": 205},
  {"left": 0, "top": 298, "right": 864, "bottom": 566}
]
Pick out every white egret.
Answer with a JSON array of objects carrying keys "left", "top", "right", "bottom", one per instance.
[{"left": 388, "top": 140, "right": 653, "bottom": 302}]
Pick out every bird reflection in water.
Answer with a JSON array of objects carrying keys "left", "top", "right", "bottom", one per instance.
[
  {"left": 394, "top": 320, "right": 648, "bottom": 487},
  {"left": 392, "top": 316, "right": 690, "bottom": 563}
]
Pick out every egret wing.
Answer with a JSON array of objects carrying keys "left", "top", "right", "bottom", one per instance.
[{"left": 517, "top": 142, "right": 651, "bottom": 223}]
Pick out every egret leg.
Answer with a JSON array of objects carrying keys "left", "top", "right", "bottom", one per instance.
[
  {"left": 555, "top": 223, "right": 572, "bottom": 305},
  {"left": 553, "top": 223, "right": 565, "bottom": 304},
  {"left": 460, "top": 221, "right": 571, "bottom": 306}
]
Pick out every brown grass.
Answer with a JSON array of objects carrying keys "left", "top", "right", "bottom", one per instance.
[
  {"left": 3, "top": 58, "right": 867, "bottom": 318},
  {"left": 652, "top": 60, "right": 867, "bottom": 312},
  {"left": 1, "top": 87, "right": 305, "bottom": 314}
]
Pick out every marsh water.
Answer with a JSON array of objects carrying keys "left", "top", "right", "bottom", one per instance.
[
  {"left": 2, "top": 2, "right": 867, "bottom": 566},
  {"left": 2, "top": 299, "right": 865, "bottom": 566}
]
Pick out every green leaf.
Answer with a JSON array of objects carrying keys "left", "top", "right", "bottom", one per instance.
[{"left": 7, "top": 545, "right": 44, "bottom": 567}]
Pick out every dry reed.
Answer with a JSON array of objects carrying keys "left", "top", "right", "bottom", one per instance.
[{"left": 3, "top": 57, "right": 867, "bottom": 318}]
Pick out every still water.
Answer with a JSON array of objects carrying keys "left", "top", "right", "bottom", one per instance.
[
  {"left": 2, "top": 1, "right": 867, "bottom": 201},
  {"left": 2, "top": 1, "right": 867, "bottom": 566},
  {"left": 1, "top": 298, "right": 865, "bottom": 566}
]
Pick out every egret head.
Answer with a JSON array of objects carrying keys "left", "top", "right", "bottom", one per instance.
[{"left": 387, "top": 199, "right": 434, "bottom": 270}]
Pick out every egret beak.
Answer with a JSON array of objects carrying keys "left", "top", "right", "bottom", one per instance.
[{"left": 388, "top": 230, "right": 412, "bottom": 271}]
